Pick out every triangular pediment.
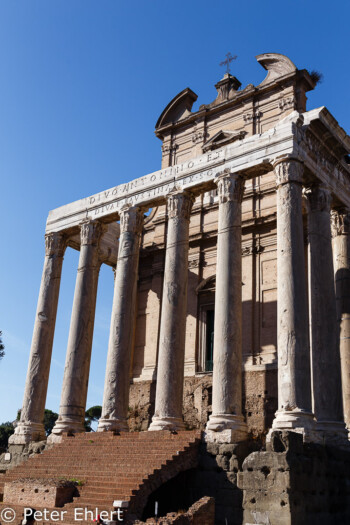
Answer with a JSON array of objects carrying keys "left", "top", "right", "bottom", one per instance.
[{"left": 202, "top": 129, "right": 247, "bottom": 152}]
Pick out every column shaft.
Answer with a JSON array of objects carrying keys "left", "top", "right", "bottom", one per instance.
[
  {"left": 10, "top": 233, "right": 66, "bottom": 444},
  {"left": 332, "top": 209, "right": 350, "bottom": 437},
  {"left": 49, "top": 220, "right": 103, "bottom": 441},
  {"left": 271, "top": 159, "right": 315, "bottom": 437},
  {"left": 206, "top": 170, "right": 248, "bottom": 442},
  {"left": 98, "top": 206, "right": 144, "bottom": 432},
  {"left": 149, "top": 190, "right": 194, "bottom": 431},
  {"left": 305, "top": 186, "right": 346, "bottom": 440}
]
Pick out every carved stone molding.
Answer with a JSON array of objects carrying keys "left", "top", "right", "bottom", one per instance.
[
  {"left": 191, "top": 121, "right": 207, "bottom": 145},
  {"left": 167, "top": 190, "right": 194, "bottom": 221},
  {"left": 80, "top": 220, "right": 104, "bottom": 246},
  {"left": 45, "top": 232, "right": 66, "bottom": 257},
  {"left": 331, "top": 209, "right": 350, "bottom": 237},
  {"left": 242, "top": 244, "right": 265, "bottom": 256},
  {"left": 120, "top": 204, "right": 144, "bottom": 234},
  {"left": 214, "top": 170, "right": 245, "bottom": 203},
  {"left": 303, "top": 184, "right": 332, "bottom": 213},
  {"left": 279, "top": 96, "right": 296, "bottom": 111},
  {"left": 162, "top": 139, "right": 178, "bottom": 155},
  {"left": 274, "top": 159, "right": 303, "bottom": 186},
  {"left": 243, "top": 110, "right": 262, "bottom": 123}
]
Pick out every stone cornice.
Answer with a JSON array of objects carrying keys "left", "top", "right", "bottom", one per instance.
[{"left": 46, "top": 109, "right": 350, "bottom": 234}]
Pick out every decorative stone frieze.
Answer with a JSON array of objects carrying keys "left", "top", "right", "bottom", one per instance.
[
  {"left": 274, "top": 158, "right": 303, "bottom": 186},
  {"left": 215, "top": 170, "right": 245, "bottom": 203},
  {"left": 167, "top": 190, "right": 195, "bottom": 220},
  {"left": 80, "top": 219, "right": 103, "bottom": 245},
  {"left": 303, "top": 183, "right": 332, "bottom": 213},
  {"left": 331, "top": 208, "right": 350, "bottom": 237},
  {"left": 45, "top": 232, "right": 66, "bottom": 256}
]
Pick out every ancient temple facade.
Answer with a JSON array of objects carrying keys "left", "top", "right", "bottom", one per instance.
[{"left": 11, "top": 53, "right": 350, "bottom": 448}]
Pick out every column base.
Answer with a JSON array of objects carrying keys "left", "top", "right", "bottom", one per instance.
[
  {"left": 205, "top": 414, "right": 248, "bottom": 443},
  {"left": 268, "top": 409, "right": 317, "bottom": 442},
  {"left": 148, "top": 416, "right": 185, "bottom": 432},
  {"left": 316, "top": 420, "right": 349, "bottom": 445},
  {"left": 9, "top": 422, "right": 46, "bottom": 445},
  {"left": 47, "top": 416, "right": 85, "bottom": 444},
  {"left": 97, "top": 418, "right": 128, "bottom": 433}
]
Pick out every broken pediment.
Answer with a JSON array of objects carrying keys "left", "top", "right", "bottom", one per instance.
[
  {"left": 155, "top": 88, "right": 198, "bottom": 129},
  {"left": 202, "top": 129, "right": 247, "bottom": 152},
  {"left": 256, "top": 53, "right": 297, "bottom": 86}
]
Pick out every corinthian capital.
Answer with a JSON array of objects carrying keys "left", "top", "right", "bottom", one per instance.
[
  {"left": 214, "top": 170, "right": 245, "bottom": 204},
  {"left": 45, "top": 232, "right": 66, "bottom": 256},
  {"left": 80, "top": 220, "right": 103, "bottom": 246},
  {"left": 274, "top": 159, "right": 303, "bottom": 186},
  {"left": 167, "top": 190, "right": 194, "bottom": 221},
  {"left": 303, "top": 184, "right": 332, "bottom": 213},
  {"left": 331, "top": 209, "right": 350, "bottom": 237},
  {"left": 119, "top": 204, "right": 144, "bottom": 234}
]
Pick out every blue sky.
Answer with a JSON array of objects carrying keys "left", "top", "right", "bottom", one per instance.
[{"left": 0, "top": 1, "right": 349, "bottom": 423}]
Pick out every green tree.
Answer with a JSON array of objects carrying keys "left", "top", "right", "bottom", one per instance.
[
  {"left": 0, "top": 422, "right": 14, "bottom": 450},
  {"left": 0, "top": 331, "right": 5, "bottom": 360},
  {"left": 85, "top": 405, "right": 102, "bottom": 432},
  {"left": 43, "top": 409, "right": 58, "bottom": 435}
]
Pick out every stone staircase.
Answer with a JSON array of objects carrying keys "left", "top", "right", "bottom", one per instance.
[{"left": 0, "top": 430, "right": 201, "bottom": 524}]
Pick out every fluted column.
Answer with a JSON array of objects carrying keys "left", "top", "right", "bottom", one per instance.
[
  {"left": 10, "top": 233, "right": 66, "bottom": 444},
  {"left": 206, "top": 170, "right": 248, "bottom": 443},
  {"left": 149, "top": 189, "right": 194, "bottom": 431},
  {"left": 332, "top": 208, "right": 350, "bottom": 438},
  {"left": 305, "top": 185, "right": 347, "bottom": 441},
  {"left": 98, "top": 205, "right": 144, "bottom": 432},
  {"left": 49, "top": 220, "right": 103, "bottom": 442},
  {"left": 271, "top": 159, "right": 315, "bottom": 438}
]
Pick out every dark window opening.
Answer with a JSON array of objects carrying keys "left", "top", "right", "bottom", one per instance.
[{"left": 205, "top": 309, "right": 214, "bottom": 372}]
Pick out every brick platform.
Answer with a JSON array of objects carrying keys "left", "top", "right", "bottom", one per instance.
[{"left": 0, "top": 431, "right": 201, "bottom": 524}]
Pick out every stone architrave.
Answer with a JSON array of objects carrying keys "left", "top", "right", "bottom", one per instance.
[
  {"left": 149, "top": 189, "right": 194, "bottom": 431},
  {"left": 305, "top": 185, "right": 347, "bottom": 441},
  {"left": 270, "top": 159, "right": 315, "bottom": 438},
  {"left": 48, "top": 220, "right": 103, "bottom": 442},
  {"left": 206, "top": 170, "right": 248, "bottom": 443},
  {"left": 98, "top": 205, "right": 144, "bottom": 432},
  {"left": 10, "top": 233, "right": 66, "bottom": 445},
  {"left": 331, "top": 208, "right": 350, "bottom": 437}
]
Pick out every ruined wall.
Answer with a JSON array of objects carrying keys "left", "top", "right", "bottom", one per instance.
[
  {"left": 128, "top": 368, "right": 277, "bottom": 438},
  {"left": 238, "top": 431, "right": 350, "bottom": 525}
]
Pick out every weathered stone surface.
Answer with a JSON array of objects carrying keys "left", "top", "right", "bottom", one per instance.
[
  {"left": 305, "top": 185, "right": 347, "bottom": 441},
  {"left": 270, "top": 159, "right": 315, "bottom": 438},
  {"left": 206, "top": 171, "right": 248, "bottom": 442},
  {"left": 98, "top": 205, "right": 144, "bottom": 433},
  {"left": 3, "top": 478, "right": 75, "bottom": 508},
  {"left": 49, "top": 220, "right": 103, "bottom": 441},
  {"left": 149, "top": 190, "right": 194, "bottom": 431}
]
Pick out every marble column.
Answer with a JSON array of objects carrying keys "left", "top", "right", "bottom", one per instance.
[
  {"left": 49, "top": 220, "right": 103, "bottom": 442},
  {"left": 271, "top": 159, "right": 315, "bottom": 438},
  {"left": 331, "top": 208, "right": 350, "bottom": 438},
  {"left": 98, "top": 205, "right": 144, "bottom": 432},
  {"left": 10, "top": 233, "right": 66, "bottom": 444},
  {"left": 149, "top": 189, "right": 194, "bottom": 431},
  {"left": 206, "top": 170, "right": 248, "bottom": 443},
  {"left": 305, "top": 185, "right": 347, "bottom": 440}
]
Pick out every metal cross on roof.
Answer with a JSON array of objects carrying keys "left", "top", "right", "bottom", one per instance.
[{"left": 220, "top": 52, "right": 237, "bottom": 74}]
